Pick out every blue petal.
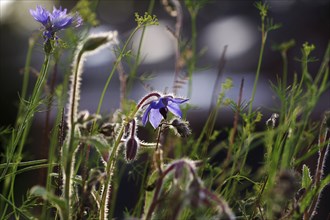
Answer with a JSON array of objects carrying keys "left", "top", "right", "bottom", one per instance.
[
  {"left": 52, "top": 6, "right": 66, "bottom": 17},
  {"left": 167, "top": 102, "right": 182, "bottom": 118},
  {"left": 73, "top": 13, "right": 83, "bottom": 27},
  {"left": 149, "top": 108, "right": 163, "bottom": 129},
  {"left": 151, "top": 98, "right": 166, "bottom": 109},
  {"left": 169, "top": 97, "right": 189, "bottom": 104},
  {"left": 142, "top": 105, "right": 152, "bottom": 126},
  {"left": 30, "top": 6, "right": 50, "bottom": 26},
  {"left": 51, "top": 16, "right": 73, "bottom": 30}
]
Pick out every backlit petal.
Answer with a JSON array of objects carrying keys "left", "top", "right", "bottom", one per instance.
[
  {"left": 167, "top": 102, "right": 182, "bottom": 118},
  {"left": 142, "top": 105, "right": 152, "bottom": 126},
  {"left": 149, "top": 108, "right": 163, "bottom": 129},
  {"left": 170, "top": 97, "right": 189, "bottom": 104}
]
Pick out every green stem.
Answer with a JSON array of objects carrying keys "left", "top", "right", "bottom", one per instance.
[
  {"left": 99, "top": 92, "right": 160, "bottom": 220},
  {"left": 95, "top": 27, "right": 140, "bottom": 117},
  {"left": 100, "top": 126, "right": 125, "bottom": 220},
  {"left": 187, "top": 11, "right": 197, "bottom": 99},
  {"left": 16, "top": 36, "right": 36, "bottom": 126},
  {"left": 281, "top": 51, "right": 288, "bottom": 91},
  {"left": 62, "top": 51, "right": 83, "bottom": 220},
  {"left": 2, "top": 54, "right": 51, "bottom": 217},
  {"left": 248, "top": 37, "right": 266, "bottom": 115},
  {"left": 280, "top": 51, "right": 288, "bottom": 125},
  {"left": 127, "top": 0, "right": 155, "bottom": 94}
]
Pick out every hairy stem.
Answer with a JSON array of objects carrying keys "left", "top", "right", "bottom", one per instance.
[{"left": 305, "top": 123, "right": 329, "bottom": 219}]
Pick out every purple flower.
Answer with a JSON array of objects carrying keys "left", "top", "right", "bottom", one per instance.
[
  {"left": 30, "top": 5, "right": 82, "bottom": 40},
  {"left": 142, "top": 95, "right": 189, "bottom": 129}
]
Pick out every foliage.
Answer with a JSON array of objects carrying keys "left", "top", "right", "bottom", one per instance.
[{"left": 0, "top": 1, "right": 329, "bottom": 220}]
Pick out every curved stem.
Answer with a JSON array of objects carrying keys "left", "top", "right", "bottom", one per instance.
[
  {"left": 63, "top": 50, "right": 83, "bottom": 219},
  {"left": 95, "top": 27, "right": 140, "bottom": 117},
  {"left": 99, "top": 91, "right": 160, "bottom": 219},
  {"left": 100, "top": 126, "right": 125, "bottom": 220}
]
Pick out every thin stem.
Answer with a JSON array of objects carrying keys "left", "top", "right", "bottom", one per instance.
[
  {"left": 127, "top": 0, "right": 155, "bottom": 94},
  {"left": 95, "top": 27, "right": 140, "bottom": 117},
  {"left": 248, "top": 38, "right": 266, "bottom": 115},
  {"left": 4, "top": 54, "right": 51, "bottom": 217},
  {"left": 223, "top": 78, "right": 244, "bottom": 168},
  {"left": 145, "top": 165, "right": 175, "bottom": 220},
  {"left": 172, "top": 0, "right": 183, "bottom": 94},
  {"left": 62, "top": 50, "right": 83, "bottom": 219},
  {"left": 305, "top": 124, "right": 329, "bottom": 219},
  {"left": 117, "top": 61, "right": 127, "bottom": 110},
  {"left": 153, "top": 126, "right": 163, "bottom": 175},
  {"left": 280, "top": 50, "right": 288, "bottom": 125},
  {"left": 187, "top": 11, "right": 197, "bottom": 99},
  {"left": 281, "top": 51, "right": 288, "bottom": 91},
  {"left": 100, "top": 92, "right": 160, "bottom": 219},
  {"left": 100, "top": 126, "right": 125, "bottom": 220},
  {"left": 136, "top": 92, "right": 161, "bottom": 110},
  {"left": 201, "top": 188, "right": 234, "bottom": 219},
  {"left": 248, "top": 15, "right": 267, "bottom": 115},
  {"left": 249, "top": 176, "right": 268, "bottom": 220},
  {"left": 16, "top": 36, "right": 36, "bottom": 126},
  {"left": 41, "top": 57, "right": 59, "bottom": 185}
]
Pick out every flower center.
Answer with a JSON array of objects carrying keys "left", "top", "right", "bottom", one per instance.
[{"left": 159, "top": 107, "right": 168, "bottom": 119}]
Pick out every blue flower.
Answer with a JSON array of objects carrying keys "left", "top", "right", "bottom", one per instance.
[
  {"left": 142, "top": 96, "right": 189, "bottom": 128},
  {"left": 30, "top": 5, "right": 82, "bottom": 40}
]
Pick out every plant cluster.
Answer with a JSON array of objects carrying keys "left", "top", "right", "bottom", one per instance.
[{"left": 0, "top": 1, "right": 329, "bottom": 220}]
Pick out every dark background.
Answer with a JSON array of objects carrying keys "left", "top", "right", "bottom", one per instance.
[{"left": 1, "top": 0, "right": 329, "bottom": 218}]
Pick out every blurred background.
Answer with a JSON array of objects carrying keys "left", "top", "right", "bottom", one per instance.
[{"left": 1, "top": 0, "right": 329, "bottom": 218}]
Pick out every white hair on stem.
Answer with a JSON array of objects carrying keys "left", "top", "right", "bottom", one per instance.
[{"left": 61, "top": 31, "right": 118, "bottom": 219}]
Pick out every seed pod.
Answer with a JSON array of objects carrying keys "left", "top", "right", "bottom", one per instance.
[{"left": 125, "top": 137, "right": 140, "bottom": 162}]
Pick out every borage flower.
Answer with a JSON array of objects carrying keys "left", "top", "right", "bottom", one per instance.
[
  {"left": 30, "top": 5, "right": 82, "bottom": 40},
  {"left": 142, "top": 95, "right": 189, "bottom": 129}
]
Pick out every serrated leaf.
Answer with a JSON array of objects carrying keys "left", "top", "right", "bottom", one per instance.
[
  {"left": 298, "top": 175, "right": 330, "bottom": 216},
  {"left": 302, "top": 164, "right": 313, "bottom": 189}
]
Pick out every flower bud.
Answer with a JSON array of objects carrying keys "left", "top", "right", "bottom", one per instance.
[
  {"left": 171, "top": 118, "right": 191, "bottom": 137},
  {"left": 81, "top": 31, "right": 118, "bottom": 53},
  {"left": 125, "top": 137, "right": 140, "bottom": 162}
]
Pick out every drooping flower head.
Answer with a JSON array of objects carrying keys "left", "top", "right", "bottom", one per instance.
[
  {"left": 142, "top": 95, "right": 189, "bottom": 129},
  {"left": 30, "top": 5, "right": 82, "bottom": 40}
]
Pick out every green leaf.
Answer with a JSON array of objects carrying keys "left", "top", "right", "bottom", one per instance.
[
  {"left": 143, "top": 170, "right": 159, "bottom": 217},
  {"left": 74, "top": 0, "right": 99, "bottom": 27},
  {"left": 0, "top": 163, "right": 55, "bottom": 182},
  {"left": 81, "top": 134, "right": 111, "bottom": 157},
  {"left": 30, "top": 186, "right": 67, "bottom": 219},
  {"left": 302, "top": 164, "right": 313, "bottom": 188},
  {"left": 298, "top": 175, "right": 330, "bottom": 215},
  {"left": 0, "top": 159, "right": 48, "bottom": 169}
]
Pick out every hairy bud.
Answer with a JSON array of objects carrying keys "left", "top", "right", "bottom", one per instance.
[
  {"left": 125, "top": 137, "right": 140, "bottom": 162},
  {"left": 171, "top": 118, "right": 191, "bottom": 137}
]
